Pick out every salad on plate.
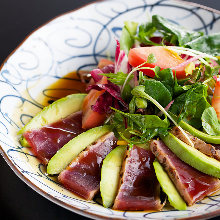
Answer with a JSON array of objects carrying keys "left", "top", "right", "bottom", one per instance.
[{"left": 18, "top": 15, "right": 220, "bottom": 211}]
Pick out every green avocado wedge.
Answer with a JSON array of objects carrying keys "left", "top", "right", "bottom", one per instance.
[
  {"left": 161, "top": 133, "right": 220, "bottom": 178},
  {"left": 47, "top": 125, "right": 111, "bottom": 175},
  {"left": 100, "top": 145, "right": 127, "bottom": 208},
  {"left": 179, "top": 119, "right": 220, "bottom": 144},
  {"left": 153, "top": 160, "right": 187, "bottom": 210},
  {"left": 169, "top": 112, "right": 220, "bottom": 144},
  {"left": 18, "top": 93, "right": 87, "bottom": 135},
  {"left": 19, "top": 136, "right": 30, "bottom": 147}
]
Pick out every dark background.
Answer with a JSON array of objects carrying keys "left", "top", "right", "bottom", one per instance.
[{"left": 0, "top": 1, "right": 220, "bottom": 219}]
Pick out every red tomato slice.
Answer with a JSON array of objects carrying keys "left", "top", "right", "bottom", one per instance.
[
  {"left": 128, "top": 46, "right": 187, "bottom": 79},
  {"left": 82, "top": 76, "right": 108, "bottom": 129}
]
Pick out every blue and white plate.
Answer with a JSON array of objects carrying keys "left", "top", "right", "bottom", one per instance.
[{"left": 0, "top": 0, "right": 220, "bottom": 219}]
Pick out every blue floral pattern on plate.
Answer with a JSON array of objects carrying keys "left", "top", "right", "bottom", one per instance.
[{"left": 0, "top": 0, "right": 220, "bottom": 219}]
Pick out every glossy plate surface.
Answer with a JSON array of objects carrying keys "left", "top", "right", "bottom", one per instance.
[{"left": 0, "top": 0, "right": 220, "bottom": 219}]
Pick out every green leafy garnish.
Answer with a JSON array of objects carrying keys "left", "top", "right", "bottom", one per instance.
[
  {"left": 111, "top": 109, "right": 169, "bottom": 145},
  {"left": 144, "top": 79, "right": 172, "bottom": 108},
  {"left": 202, "top": 107, "right": 220, "bottom": 135},
  {"left": 120, "top": 21, "right": 138, "bottom": 54},
  {"left": 112, "top": 107, "right": 169, "bottom": 133},
  {"left": 131, "top": 85, "right": 194, "bottom": 146},
  {"left": 186, "top": 33, "right": 220, "bottom": 56},
  {"left": 170, "top": 83, "right": 211, "bottom": 128},
  {"left": 101, "top": 72, "right": 133, "bottom": 85},
  {"left": 152, "top": 15, "right": 203, "bottom": 46},
  {"left": 136, "top": 22, "right": 159, "bottom": 46}
]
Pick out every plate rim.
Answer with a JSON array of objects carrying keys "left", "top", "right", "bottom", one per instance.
[{"left": 0, "top": 0, "right": 220, "bottom": 219}]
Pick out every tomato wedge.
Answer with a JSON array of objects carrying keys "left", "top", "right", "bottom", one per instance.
[
  {"left": 128, "top": 46, "right": 187, "bottom": 79},
  {"left": 82, "top": 76, "right": 108, "bottom": 129}
]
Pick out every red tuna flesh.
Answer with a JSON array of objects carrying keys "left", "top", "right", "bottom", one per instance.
[
  {"left": 58, "top": 132, "right": 117, "bottom": 200},
  {"left": 113, "top": 145, "right": 163, "bottom": 211},
  {"left": 24, "top": 111, "right": 85, "bottom": 164},
  {"left": 150, "top": 140, "right": 220, "bottom": 205}
]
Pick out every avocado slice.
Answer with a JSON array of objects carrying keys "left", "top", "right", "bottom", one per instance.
[
  {"left": 47, "top": 125, "right": 111, "bottom": 175},
  {"left": 100, "top": 145, "right": 127, "bottom": 208},
  {"left": 179, "top": 120, "right": 220, "bottom": 144},
  {"left": 19, "top": 136, "right": 30, "bottom": 147},
  {"left": 161, "top": 133, "right": 220, "bottom": 178},
  {"left": 153, "top": 160, "right": 187, "bottom": 210},
  {"left": 18, "top": 93, "right": 86, "bottom": 135},
  {"left": 169, "top": 112, "right": 220, "bottom": 144}
]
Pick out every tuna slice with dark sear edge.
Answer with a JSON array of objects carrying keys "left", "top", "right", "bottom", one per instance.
[
  {"left": 113, "top": 145, "right": 164, "bottom": 211},
  {"left": 23, "top": 111, "right": 85, "bottom": 165},
  {"left": 150, "top": 140, "right": 220, "bottom": 206},
  {"left": 58, "top": 132, "right": 117, "bottom": 200}
]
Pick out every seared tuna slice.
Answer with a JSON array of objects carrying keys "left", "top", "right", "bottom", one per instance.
[
  {"left": 24, "top": 111, "right": 84, "bottom": 164},
  {"left": 171, "top": 126, "right": 220, "bottom": 161},
  {"left": 150, "top": 140, "right": 220, "bottom": 206},
  {"left": 113, "top": 146, "right": 163, "bottom": 211},
  {"left": 58, "top": 132, "right": 117, "bottom": 200}
]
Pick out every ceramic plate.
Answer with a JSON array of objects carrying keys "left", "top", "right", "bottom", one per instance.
[{"left": 1, "top": 0, "right": 220, "bottom": 219}]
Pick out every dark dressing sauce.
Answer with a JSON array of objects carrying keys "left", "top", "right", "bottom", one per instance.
[
  {"left": 14, "top": 71, "right": 88, "bottom": 130},
  {"left": 40, "top": 71, "right": 87, "bottom": 107}
]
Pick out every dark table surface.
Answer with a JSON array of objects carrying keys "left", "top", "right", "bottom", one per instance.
[{"left": 0, "top": 0, "right": 220, "bottom": 219}]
